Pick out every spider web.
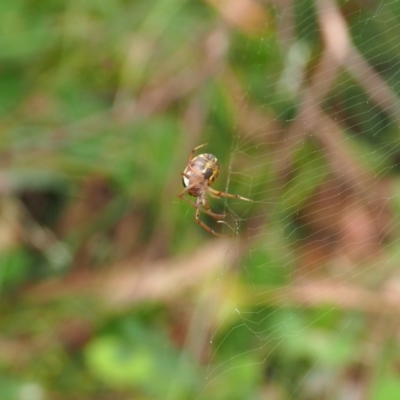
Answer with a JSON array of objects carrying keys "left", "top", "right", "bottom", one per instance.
[
  {"left": 3, "top": 0, "right": 400, "bottom": 399},
  {"left": 193, "top": 1, "right": 400, "bottom": 399}
]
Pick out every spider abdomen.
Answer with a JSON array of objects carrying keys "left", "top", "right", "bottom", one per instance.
[{"left": 182, "top": 153, "right": 220, "bottom": 197}]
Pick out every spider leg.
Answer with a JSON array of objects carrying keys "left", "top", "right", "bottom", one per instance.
[
  {"left": 178, "top": 179, "right": 225, "bottom": 219},
  {"left": 208, "top": 191, "right": 221, "bottom": 200},
  {"left": 195, "top": 208, "right": 231, "bottom": 238},
  {"left": 187, "top": 143, "right": 208, "bottom": 164},
  {"left": 184, "top": 144, "right": 209, "bottom": 177},
  {"left": 178, "top": 176, "right": 207, "bottom": 201},
  {"left": 208, "top": 187, "right": 253, "bottom": 202},
  {"left": 181, "top": 171, "right": 196, "bottom": 181},
  {"left": 179, "top": 194, "right": 225, "bottom": 220},
  {"left": 202, "top": 198, "right": 226, "bottom": 219}
]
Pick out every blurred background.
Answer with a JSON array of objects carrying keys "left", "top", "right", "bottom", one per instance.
[{"left": 2, "top": 0, "right": 400, "bottom": 399}]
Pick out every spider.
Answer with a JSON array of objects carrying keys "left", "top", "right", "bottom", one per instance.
[{"left": 178, "top": 143, "right": 253, "bottom": 237}]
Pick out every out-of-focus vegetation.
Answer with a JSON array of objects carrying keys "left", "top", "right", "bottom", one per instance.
[{"left": 2, "top": 0, "right": 400, "bottom": 399}]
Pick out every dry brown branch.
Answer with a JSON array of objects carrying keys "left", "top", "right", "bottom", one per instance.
[
  {"left": 345, "top": 44, "right": 400, "bottom": 123},
  {"left": 204, "top": 0, "right": 271, "bottom": 35},
  {"left": 275, "top": 0, "right": 295, "bottom": 49},
  {"left": 273, "top": 0, "right": 350, "bottom": 179},
  {"left": 256, "top": 277, "right": 400, "bottom": 315},
  {"left": 24, "top": 235, "right": 400, "bottom": 317},
  {"left": 25, "top": 240, "right": 236, "bottom": 307},
  {"left": 263, "top": 0, "right": 395, "bottom": 254},
  {"left": 314, "top": 114, "right": 394, "bottom": 239},
  {"left": 129, "top": 27, "right": 229, "bottom": 120},
  {"left": 223, "top": 71, "right": 284, "bottom": 144}
]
